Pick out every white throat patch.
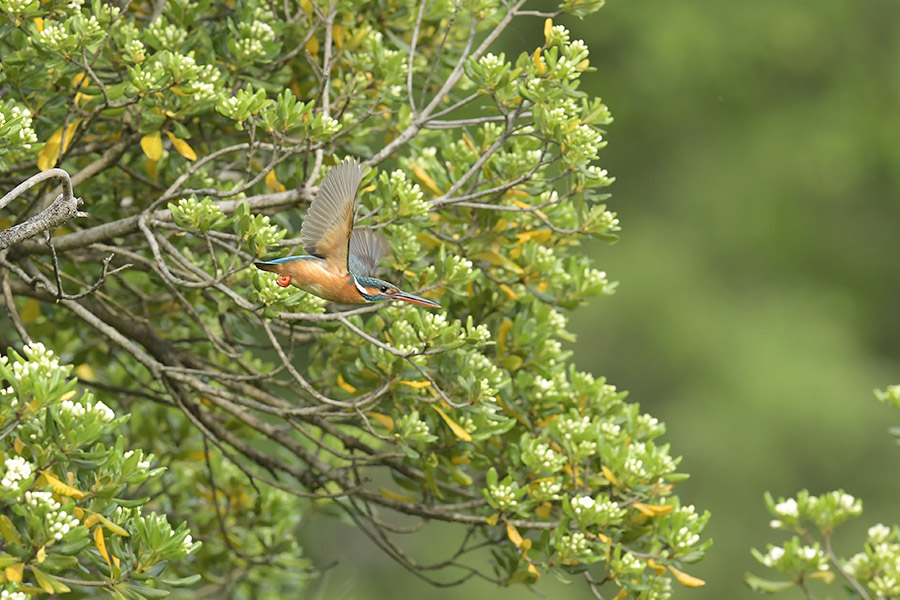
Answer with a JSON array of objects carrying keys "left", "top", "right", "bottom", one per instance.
[{"left": 353, "top": 277, "right": 368, "bottom": 297}]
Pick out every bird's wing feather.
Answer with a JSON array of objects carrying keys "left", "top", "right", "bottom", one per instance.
[
  {"left": 348, "top": 229, "right": 389, "bottom": 277},
  {"left": 300, "top": 159, "right": 363, "bottom": 271}
]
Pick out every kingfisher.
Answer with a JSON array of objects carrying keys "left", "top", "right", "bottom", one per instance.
[{"left": 255, "top": 159, "right": 440, "bottom": 308}]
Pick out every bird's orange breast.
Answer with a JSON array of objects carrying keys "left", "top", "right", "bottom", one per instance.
[{"left": 280, "top": 258, "right": 365, "bottom": 304}]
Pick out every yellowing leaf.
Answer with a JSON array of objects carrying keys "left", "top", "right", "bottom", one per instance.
[
  {"left": 90, "top": 511, "right": 129, "bottom": 536},
  {"left": 306, "top": 35, "right": 319, "bottom": 55},
  {"left": 462, "top": 133, "right": 478, "bottom": 156},
  {"left": 72, "top": 506, "right": 84, "bottom": 520},
  {"left": 37, "top": 121, "right": 80, "bottom": 171},
  {"left": 516, "top": 229, "right": 552, "bottom": 244},
  {"left": 6, "top": 563, "right": 23, "bottom": 583},
  {"left": 72, "top": 72, "right": 88, "bottom": 89},
  {"left": 633, "top": 502, "right": 674, "bottom": 517},
  {"left": 600, "top": 465, "right": 619, "bottom": 488},
  {"left": 809, "top": 571, "right": 835, "bottom": 583},
  {"left": 365, "top": 411, "right": 394, "bottom": 431},
  {"left": 496, "top": 319, "right": 512, "bottom": 357},
  {"left": 416, "top": 232, "right": 442, "bottom": 249},
  {"left": 411, "top": 162, "right": 442, "bottom": 195},
  {"left": 265, "top": 168, "right": 286, "bottom": 193},
  {"left": 535, "top": 502, "right": 553, "bottom": 518},
  {"left": 506, "top": 521, "right": 524, "bottom": 547},
  {"left": 669, "top": 565, "right": 705, "bottom": 587},
  {"left": 647, "top": 558, "right": 666, "bottom": 575},
  {"left": 432, "top": 405, "right": 473, "bottom": 442},
  {"left": 36, "top": 545, "right": 46, "bottom": 564},
  {"left": 165, "top": 131, "right": 197, "bottom": 161},
  {"left": 333, "top": 24, "right": 344, "bottom": 50},
  {"left": 13, "top": 437, "right": 24, "bottom": 454},
  {"left": 485, "top": 513, "right": 499, "bottom": 526},
  {"left": 398, "top": 380, "right": 431, "bottom": 389},
  {"left": 527, "top": 561, "right": 540, "bottom": 579},
  {"left": 59, "top": 390, "right": 77, "bottom": 402},
  {"left": 612, "top": 588, "right": 628, "bottom": 600},
  {"left": 378, "top": 487, "right": 417, "bottom": 503},
  {"left": 94, "top": 526, "right": 112, "bottom": 571},
  {"left": 533, "top": 47, "right": 545, "bottom": 75},
  {"left": 299, "top": 0, "right": 312, "bottom": 17},
  {"left": 450, "top": 454, "right": 469, "bottom": 465},
  {"left": 34, "top": 17, "right": 43, "bottom": 31},
  {"left": 140, "top": 131, "right": 163, "bottom": 161},
  {"left": 543, "top": 18, "right": 553, "bottom": 45},
  {"left": 145, "top": 157, "right": 158, "bottom": 182},
  {"left": 472, "top": 251, "right": 523, "bottom": 274},
  {"left": 336, "top": 374, "right": 356, "bottom": 393},
  {"left": 499, "top": 284, "right": 519, "bottom": 301},
  {"left": 40, "top": 470, "right": 85, "bottom": 499},
  {"left": 31, "top": 566, "right": 56, "bottom": 593}
]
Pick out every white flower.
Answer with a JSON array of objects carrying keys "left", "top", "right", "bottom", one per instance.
[
  {"left": 774, "top": 498, "right": 798, "bottom": 517},
  {"left": 763, "top": 546, "right": 785, "bottom": 567},
  {"left": 1, "top": 456, "right": 34, "bottom": 491},
  {"left": 868, "top": 523, "right": 892, "bottom": 544}
]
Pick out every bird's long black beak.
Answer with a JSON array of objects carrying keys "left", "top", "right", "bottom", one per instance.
[{"left": 393, "top": 290, "right": 441, "bottom": 308}]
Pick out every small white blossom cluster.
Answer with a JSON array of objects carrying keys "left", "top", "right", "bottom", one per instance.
[
  {"left": 3, "top": 105, "right": 37, "bottom": 151},
  {"left": 868, "top": 523, "right": 893, "bottom": 544},
  {"left": 60, "top": 396, "right": 115, "bottom": 422},
  {"left": 24, "top": 489, "right": 80, "bottom": 540},
  {"left": 571, "top": 494, "right": 624, "bottom": 526},
  {"left": 0, "top": 0, "right": 36, "bottom": 17},
  {"left": 569, "top": 123, "right": 605, "bottom": 162},
  {"left": 547, "top": 24, "right": 570, "bottom": 47},
  {"left": 556, "top": 414, "right": 591, "bottom": 441},
  {"left": 444, "top": 254, "right": 474, "bottom": 283},
  {"left": 478, "top": 52, "right": 505, "bottom": 71},
  {"left": 467, "top": 352, "right": 505, "bottom": 398},
  {"left": 532, "top": 442, "right": 566, "bottom": 472},
  {"left": 556, "top": 531, "right": 591, "bottom": 558},
  {"left": 390, "top": 169, "right": 428, "bottom": 217},
  {"left": 488, "top": 482, "right": 518, "bottom": 510},
  {"left": 585, "top": 267, "right": 608, "bottom": 287},
  {"left": 395, "top": 411, "right": 432, "bottom": 442},
  {"left": 130, "top": 64, "right": 165, "bottom": 92},
  {"left": 0, "top": 456, "right": 34, "bottom": 492},
  {"left": 0, "top": 588, "right": 28, "bottom": 600},
  {"left": 185, "top": 64, "right": 221, "bottom": 101},
  {"left": 465, "top": 320, "right": 491, "bottom": 344},
  {"left": 531, "top": 479, "right": 561, "bottom": 502},
  {"left": 148, "top": 17, "right": 187, "bottom": 49},
  {"left": 125, "top": 39, "right": 145, "bottom": 63}
]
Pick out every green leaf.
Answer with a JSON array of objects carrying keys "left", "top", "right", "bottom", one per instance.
[{"left": 743, "top": 573, "right": 795, "bottom": 593}]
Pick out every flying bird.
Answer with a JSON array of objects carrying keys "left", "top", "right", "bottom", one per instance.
[{"left": 255, "top": 159, "right": 440, "bottom": 308}]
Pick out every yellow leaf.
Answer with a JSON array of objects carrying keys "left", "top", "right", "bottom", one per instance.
[
  {"left": 265, "top": 168, "right": 286, "bottom": 193},
  {"left": 416, "top": 232, "right": 442, "bottom": 249},
  {"left": 40, "top": 470, "right": 85, "bottom": 499},
  {"left": 83, "top": 513, "right": 99, "bottom": 528},
  {"left": 471, "top": 251, "right": 523, "bottom": 274},
  {"left": 601, "top": 465, "right": 619, "bottom": 488},
  {"left": 140, "top": 131, "right": 163, "bottom": 161},
  {"left": 306, "top": 35, "right": 319, "bottom": 55},
  {"left": 34, "top": 17, "right": 43, "bottom": 31},
  {"left": 496, "top": 319, "right": 512, "bottom": 357},
  {"left": 145, "top": 157, "right": 159, "bottom": 182},
  {"left": 365, "top": 411, "right": 394, "bottom": 431},
  {"left": 809, "top": 571, "right": 835, "bottom": 583},
  {"left": 36, "top": 546, "right": 46, "bottom": 564},
  {"left": 37, "top": 121, "right": 80, "bottom": 171},
  {"left": 94, "top": 526, "right": 112, "bottom": 571},
  {"left": 398, "top": 380, "right": 431, "bottom": 389},
  {"left": 462, "top": 133, "right": 478, "bottom": 156},
  {"left": 72, "top": 507, "right": 84, "bottom": 520},
  {"left": 450, "top": 454, "right": 469, "bottom": 465},
  {"left": 512, "top": 199, "right": 548, "bottom": 221},
  {"left": 527, "top": 561, "right": 540, "bottom": 579},
  {"left": 506, "top": 521, "right": 524, "bottom": 547},
  {"left": 410, "top": 162, "right": 442, "bottom": 195},
  {"left": 299, "top": 0, "right": 312, "bottom": 17},
  {"left": 533, "top": 48, "right": 545, "bottom": 75},
  {"left": 378, "top": 487, "right": 417, "bottom": 503},
  {"left": 543, "top": 18, "right": 553, "bottom": 45},
  {"left": 499, "top": 284, "right": 519, "bottom": 301},
  {"left": 12, "top": 437, "right": 24, "bottom": 454},
  {"left": 535, "top": 502, "right": 552, "bottom": 518},
  {"left": 30, "top": 566, "right": 56, "bottom": 593},
  {"left": 165, "top": 131, "right": 197, "bottom": 161},
  {"left": 633, "top": 502, "right": 674, "bottom": 517},
  {"left": 516, "top": 229, "right": 552, "bottom": 244},
  {"left": 596, "top": 531, "right": 611, "bottom": 545},
  {"left": 485, "top": 513, "right": 499, "bottom": 526},
  {"left": 6, "top": 563, "right": 23, "bottom": 583},
  {"left": 647, "top": 558, "right": 666, "bottom": 575},
  {"left": 333, "top": 24, "right": 343, "bottom": 50},
  {"left": 336, "top": 374, "right": 356, "bottom": 393},
  {"left": 432, "top": 405, "right": 473, "bottom": 442},
  {"left": 612, "top": 588, "right": 628, "bottom": 600},
  {"left": 90, "top": 511, "right": 129, "bottom": 536},
  {"left": 669, "top": 565, "right": 706, "bottom": 587},
  {"left": 59, "top": 390, "right": 77, "bottom": 402},
  {"left": 72, "top": 72, "right": 88, "bottom": 89}
]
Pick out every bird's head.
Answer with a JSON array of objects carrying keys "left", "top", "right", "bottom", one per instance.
[{"left": 353, "top": 276, "right": 440, "bottom": 308}]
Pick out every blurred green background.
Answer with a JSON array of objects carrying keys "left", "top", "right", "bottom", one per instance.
[{"left": 305, "top": 1, "right": 900, "bottom": 598}]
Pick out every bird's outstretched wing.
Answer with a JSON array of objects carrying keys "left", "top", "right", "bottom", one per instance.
[
  {"left": 301, "top": 159, "right": 363, "bottom": 271},
  {"left": 348, "top": 228, "right": 389, "bottom": 277}
]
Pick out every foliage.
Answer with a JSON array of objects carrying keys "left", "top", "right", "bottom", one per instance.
[
  {"left": 747, "top": 387, "right": 900, "bottom": 600},
  {"left": 0, "top": 343, "right": 199, "bottom": 598},
  {"left": 0, "top": 0, "right": 710, "bottom": 598}
]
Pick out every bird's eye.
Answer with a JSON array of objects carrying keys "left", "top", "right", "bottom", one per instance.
[{"left": 380, "top": 285, "right": 389, "bottom": 293}]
